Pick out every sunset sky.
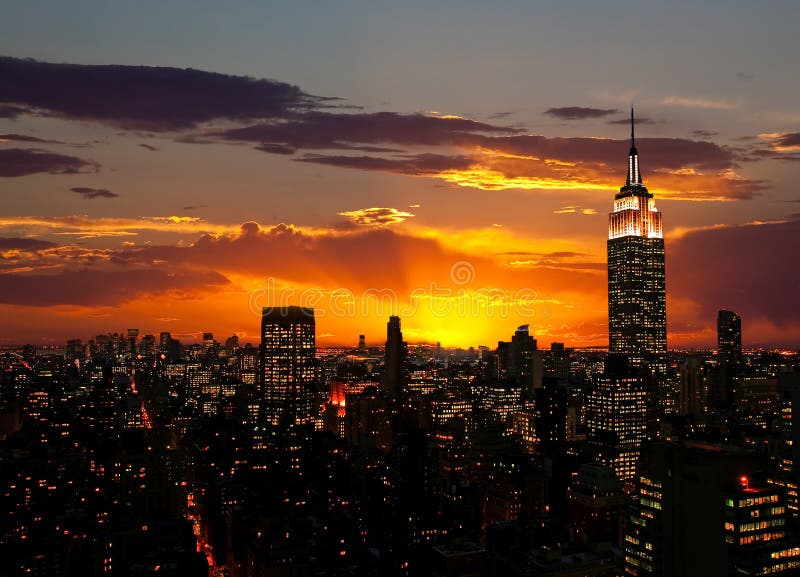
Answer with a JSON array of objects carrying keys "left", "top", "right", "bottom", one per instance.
[{"left": 0, "top": 1, "right": 798, "bottom": 348}]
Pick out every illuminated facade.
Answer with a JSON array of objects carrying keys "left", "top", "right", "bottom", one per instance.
[
  {"left": 586, "top": 372, "right": 647, "bottom": 484},
  {"left": 624, "top": 442, "right": 800, "bottom": 577},
  {"left": 259, "top": 306, "right": 316, "bottom": 427},
  {"left": 608, "top": 110, "right": 667, "bottom": 373}
]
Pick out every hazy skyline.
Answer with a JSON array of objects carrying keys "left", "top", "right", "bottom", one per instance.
[{"left": 0, "top": 1, "right": 798, "bottom": 347}]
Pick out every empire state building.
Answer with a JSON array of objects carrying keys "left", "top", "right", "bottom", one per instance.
[{"left": 607, "top": 110, "right": 667, "bottom": 373}]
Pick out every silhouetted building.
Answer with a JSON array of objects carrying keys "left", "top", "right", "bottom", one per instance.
[
  {"left": 259, "top": 306, "right": 316, "bottom": 427},
  {"left": 382, "top": 316, "right": 406, "bottom": 400},
  {"left": 678, "top": 356, "right": 704, "bottom": 418},
  {"left": 567, "top": 463, "right": 625, "bottom": 546},
  {"left": 718, "top": 310, "right": 743, "bottom": 367},
  {"left": 509, "top": 325, "right": 540, "bottom": 395},
  {"left": 607, "top": 109, "right": 666, "bottom": 374},
  {"left": 625, "top": 441, "right": 800, "bottom": 577}
]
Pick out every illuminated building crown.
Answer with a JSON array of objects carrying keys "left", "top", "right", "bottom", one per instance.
[{"left": 608, "top": 108, "right": 663, "bottom": 240}]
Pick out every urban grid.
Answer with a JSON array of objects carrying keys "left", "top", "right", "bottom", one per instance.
[{"left": 2, "top": 111, "right": 799, "bottom": 577}]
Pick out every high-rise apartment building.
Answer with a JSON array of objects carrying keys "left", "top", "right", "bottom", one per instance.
[{"left": 259, "top": 306, "right": 316, "bottom": 427}]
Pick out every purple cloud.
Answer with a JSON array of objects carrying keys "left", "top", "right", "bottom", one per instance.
[
  {"left": 0, "top": 56, "right": 326, "bottom": 130},
  {"left": 70, "top": 186, "right": 118, "bottom": 199},
  {"left": 0, "top": 148, "right": 96, "bottom": 177},
  {"left": 545, "top": 107, "right": 619, "bottom": 120}
]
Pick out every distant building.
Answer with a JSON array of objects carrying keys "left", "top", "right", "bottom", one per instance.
[
  {"left": 607, "top": 109, "right": 667, "bottom": 374},
  {"left": 382, "top": 316, "right": 406, "bottom": 400},
  {"left": 718, "top": 310, "right": 743, "bottom": 367},
  {"left": 259, "top": 306, "right": 316, "bottom": 427}
]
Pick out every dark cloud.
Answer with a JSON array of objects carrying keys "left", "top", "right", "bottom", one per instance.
[
  {"left": 487, "top": 134, "right": 736, "bottom": 171},
  {"left": 736, "top": 72, "right": 755, "bottom": 81},
  {"left": 0, "top": 56, "right": 325, "bottom": 130},
  {"left": 0, "top": 104, "right": 25, "bottom": 118},
  {"left": 70, "top": 186, "right": 118, "bottom": 199},
  {"left": 0, "top": 237, "right": 57, "bottom": 251},
  {"left": 607, "top": 116, "right": 657, "bottom": 125},
  {"left": 295, "top": 153, "right": 474, "bottom": 175},
  {"left": 0, "top": 148, "right": 96, "bottom": 177},
  {"left": 183, "top": 204, "right": 208, "bottom": 211},
  {"left": 772, "top": 132, "right": 800, "bottom": 148},
  {"left": 692, "top": 129, "right": 718, "bottom": 139},
  {"left": 138, "top": 143, "right": 157, "bottom": 151},
  {"left": 0, "top": 133, "right": 60, "bottom": 144},
  {"left": 0, "top": 268, "right": 229, "bottom": 306},
  {"left": 216, "top": 111, "right": 517, "bottom": 151},
  {"left": 669, "top": 219, "right": 800, "bottom": 327},
  {"left": 545, "top": 107, "right": 619, "bottom": 120}
]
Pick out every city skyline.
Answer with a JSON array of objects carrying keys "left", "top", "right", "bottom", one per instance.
[{"left": 1, "top": 2, "right": 799, "bottom": 349}]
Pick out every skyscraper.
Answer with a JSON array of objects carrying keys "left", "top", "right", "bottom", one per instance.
[
  {"left": 259, "top": 306, "right": 316, "bottom": 427},
  {"left": 713, "top": 310, "right": 742, "bottom": 411},
  {"left": 717, "top": 310, "right": 742, "bottom": 367},
  {"left": 586, "top": 367, "right": 647, "bottom": 485},
  {"left": 607, "top": 109, "right": 667, "bottom": 374},
  {"left": 382, "top": 315, "right": 406, "bottom": 400}
]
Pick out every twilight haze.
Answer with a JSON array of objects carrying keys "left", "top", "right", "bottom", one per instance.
[{"left": 0, "top": 0, "right": 798, "bottom": 348}]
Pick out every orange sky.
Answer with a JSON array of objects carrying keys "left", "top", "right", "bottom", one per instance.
[{"left": 0, "top": 55, "right": 799, "bottom": 348}]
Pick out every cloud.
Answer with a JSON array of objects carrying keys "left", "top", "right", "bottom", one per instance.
[
  {"left": 0, "top": 104, "right": 25, "bottom": 118},
  {"left": 661, "top": 95, "right": 735, "bottom": 110},
  {"left": 553, "top": 206, "right": 596, "bottom": 215},
  {"left": 0, "top": 56, "right": 325, "bottom": 130},
  {"left": 70, "top": 186, "right": 118, "bottom": 199},
  {"left": 0, "top": 237, "right": 57, "bottom": 251},
  {"left": 759, "top": 132, "right": 800, "bottom": 152},
  {"left": 338, "top": 207, "right": 415, "bottom": 226},
  {"left": 138, "top": 143, "right": 158, "bottom": 151},
  {"left": 0, "top": 133, "right": 60, "bottom": 144},
  {"left": 0, "top": 268, "right": 229, "bottom": 306},
  {"left": 692, "top": 129, "right": 718, "bottom": 139},
  {"left": 215, "top": 111, "right": 517, "bottom": 151},
  {"left": 544, "top": 107, "right": 619, "bottom": 120},
  {"left": 668, "top": 218, "right": 800, "bottom": 330},
  {"left": 0, "top": 215, "right": 240, "bottom": 239},
  {"left": 607, "top": 116, "right": 657, "bottom": 125},
  {"left": 183, "top": 204, "right": 208, "bottom": 211},
  {"left": 296, "top": 152, "right": 475, "bottom": 175},
  {"left": 0, "top": 148, "right": 96, "bottom": 177}
]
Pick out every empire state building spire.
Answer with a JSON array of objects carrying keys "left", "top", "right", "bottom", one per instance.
[{"left": 626, "top": 107, "right": 642, "bottom": 186}]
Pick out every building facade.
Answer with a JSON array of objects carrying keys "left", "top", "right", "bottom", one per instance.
[
  {"left": 608, "top": 110, "right": 667, "bottom": 374},
  {"left": 259, "top": 306, "right": 316, "bottom": 427}
]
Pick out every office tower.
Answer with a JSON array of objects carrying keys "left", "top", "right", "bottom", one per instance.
[
  {"left": 358, "top": 334, "right": 366, "bottom": 354},
  {"left": 139, "top": 334, "right": 155, "bottom": 357},
  {"left": 509, "top": 325, "right": 541, "bottom": 394},
  {"left": 714, "top": 310, "right": 743, "bottom": 411},
  {"left": 127, "top": 328, "right": 139, "bottom": 357},
  {"left": 534, "top": 376, "right": 567, "bottom": 451},
  {"left": 259, "top": 306, "right": 316, "bottom": 427},
  {"left": 586, "top": 361, "right": 647, "bottom": 485},
  {"left": 382, "top": 316, "right": 406, "bottom": 400},
  {"left": 159, "top": 332, "right": 171, "bottom": 352},
  {"left": 607, "top": 109, "right": 667, "bottom": 374},
  {"left": 678, "top": 356, "right": 704, "bottom": 418},
  {"left": 717, "top": 310, "right": 742, "bottom": 366},
  {"left": 625, "top": 441, "right": 800, "bottom": 577}
]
